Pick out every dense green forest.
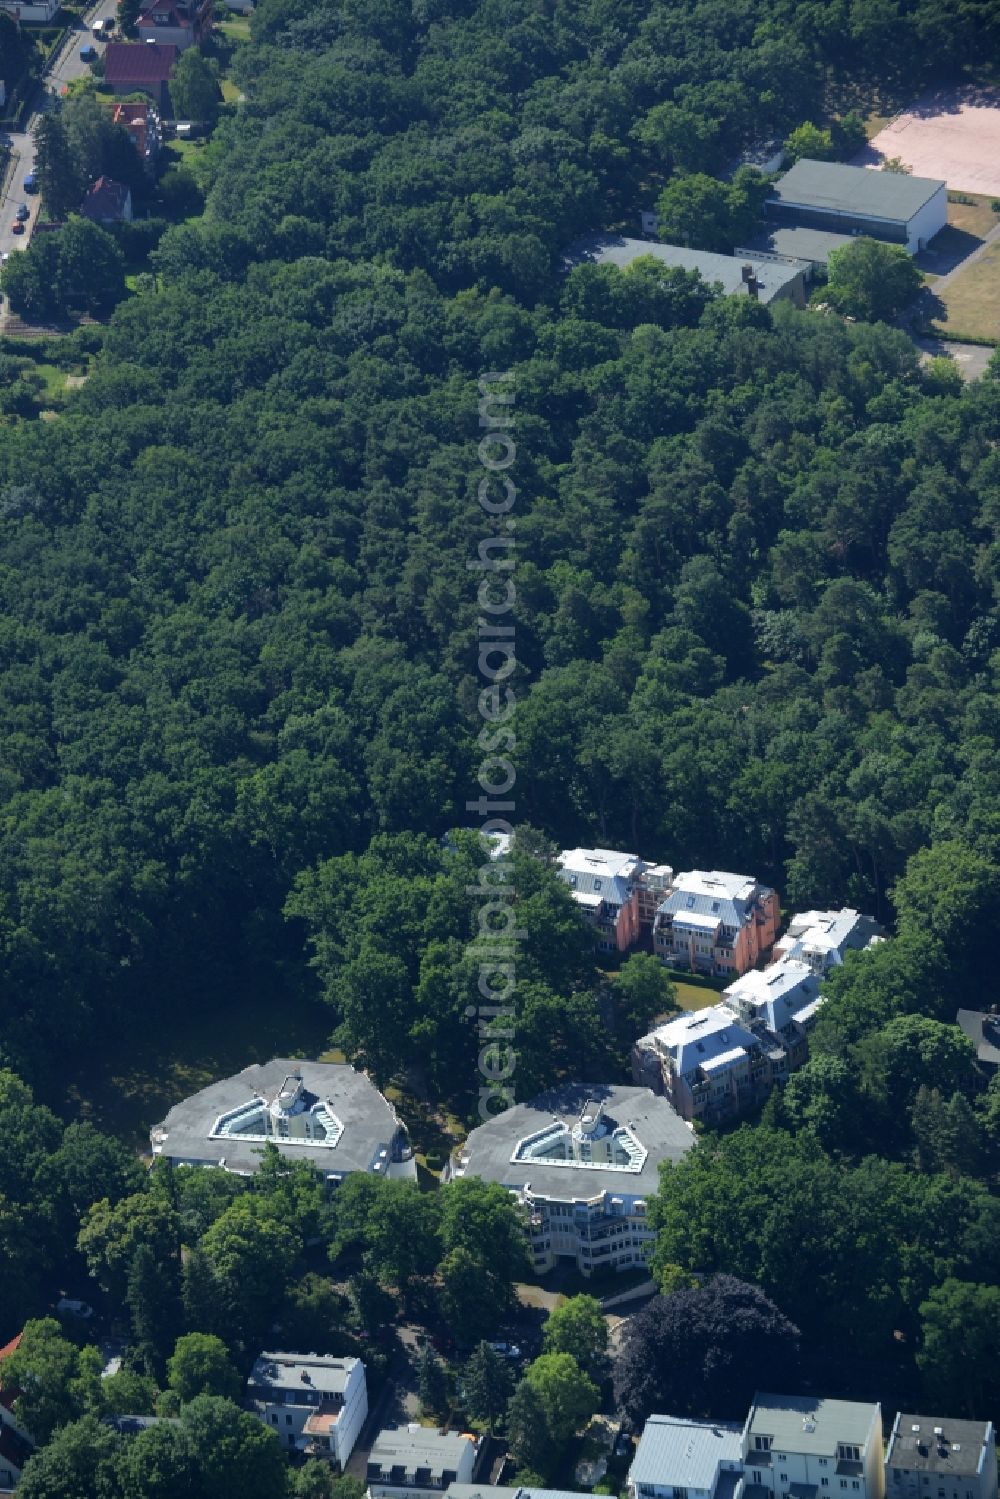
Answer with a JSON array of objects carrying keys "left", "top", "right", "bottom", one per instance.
[{"left": 1, "top": 0, "right": 1000, "bottom": 1483}]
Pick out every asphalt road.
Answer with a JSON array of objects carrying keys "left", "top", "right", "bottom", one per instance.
[{"left": 0, "top": 0, "right": 119, "bottom": 263}]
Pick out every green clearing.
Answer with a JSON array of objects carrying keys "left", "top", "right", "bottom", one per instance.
[
  {"left": 62, "top": 985, "right": 335, "bottom": 1152},
  {"left": 671, "top": 979, "right": 720, "bottom": 1011},
  {"left": 931, "top": 240, "right": 1000, "bottom": 343}
]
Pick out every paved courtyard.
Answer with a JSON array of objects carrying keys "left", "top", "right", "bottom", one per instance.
[{"left": 855, "top": 86, "right": 1000, "bottom": 196}]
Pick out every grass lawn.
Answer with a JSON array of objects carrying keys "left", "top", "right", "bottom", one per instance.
[
  {"left": 220, "top": 78, "right": 242, "bottom": 104},
  {"left": 670, "top": 979, "right": 719, "bottom": 1011},
  {"left": 946, "top": 193, "right": 1000, "bottom": 239},
  {"left": 930, "top": 241, "right": 1000, "bottom": 342},
  {"left": 62, "top": 984, "right": 335, "bottom": 1151},
  {"left": 216, "top": 15, "right": 251, "bottom": 42}
]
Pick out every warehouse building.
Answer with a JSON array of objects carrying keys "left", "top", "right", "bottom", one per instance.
[{"left": 764, "top": 158, "right": 947, "bottom": 253}]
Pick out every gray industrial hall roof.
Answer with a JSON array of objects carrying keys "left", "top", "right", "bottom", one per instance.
[
  {"left": 455, "top": 1082, "right": 694, "bottom": 1201},
  {"left": 564, "top": 235, "right": 809, "bottom": 304},
  {"left": 150, "top": 1058, "right": 411, "bottom": 1179},
  {"left": 887, "top": 1416, "right": 994, "bottom": 1477},
  {"left": 747, "top": 1395, "right": 878, "bottom": 1455},
  {"left": 740, "top": 224, "right": 858, "bottom": 265},
  {"left": 630, "top": 1415, "right": 743, "bottom": 1492},
  {"left": 770, "top": 159, "right": 944, "bottom": 223}
]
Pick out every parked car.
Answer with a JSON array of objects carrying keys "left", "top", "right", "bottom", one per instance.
[
  {"left": 56, "top": 1297, "right": 94, "bottom": 1319},
  {"left": 80, "top": 44, "right": 98, "bottom": 60},
  {"left": 23, "top": 173, "right": 37, "bottom": 193},
  {"left": 15, "top": 204, "right": 29, "bottom": 221},
  {"left": 11, "top": 221, "right": 24, "bottom": 235},
  {"left": 488, "top": 1341, "right": 521, "bottom": 1360}
]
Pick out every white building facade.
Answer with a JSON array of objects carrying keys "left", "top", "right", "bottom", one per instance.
[
  {"left": 247, "top": 1352, "right": 367, "bottom": 1466},
  {"left": 886, "top": 1417, "right": 997, "bottom": 1499},
  {"left": 742, "top": 1395, "right": 885, "bottom": 1499}
]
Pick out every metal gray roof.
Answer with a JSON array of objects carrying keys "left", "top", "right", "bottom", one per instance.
[
  {"left": 564, "top": 236, "right": 809, "bottom": 304},
  {"left": 150, "top": 1059, "right": 413, "bottom": 1179},
  {"left": 769, "top": 160, "right": 944, "bottom": 223},
  {"left": 645, "top": 1006, "right": 761, "bottom": 1077},
  {"left": 739, "top": 225, "right": 857, "bottom": 265},
  {"left": 887, "top": 1416, "right": 994, "bottom": 1478},
  {"left": 956, "top": 1010, "right": 1000, "bottom": 1066},
  {"left": 454, "top": 1082, "right": 694, "bottom": 1201},
  {"left": 370, "top": 1428, "right": 476, "bottom": 1478},
  {"left": 747, "top": 1395, "right": 880, "bottom": 1456},
  {"left": 630, "top": 1415, "right": 744, "bottom": 1491},
  {"left": 448, "top": 1486, "right": 583, "bottom": 1499}
]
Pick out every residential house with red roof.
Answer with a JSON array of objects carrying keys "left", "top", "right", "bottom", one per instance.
[
  {"left": 0, "top": 1333, "right": 33, "bottom": 1490},
  {"left": 80, "top": 175, "right": 133, "bottom": 225},
  {"left": 104, "top": 41, "right": 178, "bottom": 108},
  {"left": 110, "top": 101, "right": 161, "bottom": 176}
]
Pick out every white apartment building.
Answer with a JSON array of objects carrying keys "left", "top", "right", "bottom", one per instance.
[
  {"left": 368, "top": 1426, "right": 478, "bottom": 1499},
  {"left": 772, "top": 909, "right": 884, "bottom": 973},
  {"left": 886, "top": 1417, "right": 997, "bottom": 1499},
  {"left": 446, "top": 1084, "right": 694, "bottom": 1276},
  {"left": 247, "top": 1352, "right": 367, "bottom": 1466},
  {"left": 743, "top": 1395, "right": 885, "bottom": 1499},
  {"left": 628, "top": 1415, "right": 744, "bottom": 1499}
]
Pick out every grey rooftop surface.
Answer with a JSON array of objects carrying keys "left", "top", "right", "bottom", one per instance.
[
  {"left": 747, "top": 1395, "right": 878, "bottom": 1454},
  {"left": 770, "top": 159, "right": 944, "bottom": 221},
  {"left": 249, "top": 1351, "right": 361, "bottom": 1398},
  {"left": 629, "top": 1415, "right": 743, "bottom": 1492},
  {"left": 455, "top": 1082, "right": 693, "bottom": 1200},
  {"left": 956, "top": 1010, "right": 1000, "bottom": 1066},
  {"left": 370, "top": 1427, "right": 476, "bottom": 1476},
  {"left": 887, "top": 1416, "right": 994, "bottom": 1477},
  {"left": 740, "top": 224, "right": 858, "bottom": 265},
  {"left": 564, "top": 235, "right": 809, "bottom": 304},
  {"left": 448, "top": 1487, "right": 584, "bottom": 1499},
  {"left": 150, "top": 1058, "right": 409, "bottom": 1178}
]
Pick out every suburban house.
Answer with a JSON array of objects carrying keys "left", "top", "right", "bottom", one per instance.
[
  {"left": 741, "top": 158, "right": 947, "bottom": 265},
  {"left": 885, "top": 1417, "right": 997, "bottom": 1499},
  {"left": 0, "top": 1333, "right": 33, "bottom": 1491},
  {"left": 149, "top": 1058, "right": 415, "bottom": 1183},
  {"left": 565, "top": 235, "right": 810, "bottom": 306},
  {"left": 742, "top": 1394, "right": 885, "bottom": 1499},
  {"left": 109, "top": 101, "right": 161, "bottom": 175},
  {"left": 136, "top": 0, "right": 212, "bottom": 50},
  {"left": 771, "top": 908, "right": 884, "bottom": 972},
  {"left": 628, "top": 1415, "right": 744, "bottom": 1499},
  {"left": 446, "top": 1083, "right": 694, "bottom": 1277},
  {"left": 652, "top": 869, "right": 780, "bottom": 978},
  {"left": 0, "top": 0, "right": 60, "bottom": 20},
  {"left": 80, "top": 176, "right": 133, "bottom": 225},
  {"left": 367, "top": 1426, "right": 478, "bottom": 1498},
  {"left": 247, "top": 1352, "right": 367, "bottom": 1467},
  {"left": 955, "top": 1010, "right": 1000, "bottom": 1073},
  {"left": 103, "top": 41, "right": 178, "bottom": 108}
]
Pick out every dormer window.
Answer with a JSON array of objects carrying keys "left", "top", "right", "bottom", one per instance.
[{"left": 686, "top": 896, "right": 695, "bottom": 908}]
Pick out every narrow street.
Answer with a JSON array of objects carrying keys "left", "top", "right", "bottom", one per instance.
[{"left": 0, "top": 0, "right": 119, "bottom": 263}]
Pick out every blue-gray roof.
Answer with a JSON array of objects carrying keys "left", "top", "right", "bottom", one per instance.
[
  {"left": 629, "top": 1416, "right": 744, "bottom": 1492},
  {"left": 770, "top": 159, "right": 944, "bottom": 223},
  {"left": 564, "top": 236, "right": 809, "bottom": 304}
]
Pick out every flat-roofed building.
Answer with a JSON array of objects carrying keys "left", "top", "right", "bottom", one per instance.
[
  {"left": 149, "top": 1059, "right": 415, "bottom": 1183},
  {"left": 565, "top": 235, "right": 810, "bottom": 306},
  {"left": 885, "top": 1416, "right": 996, "bottom": 1499},
  {"left": 742, "top": 1394, "right": 885, "bottom": 1499},
  {"left": 765, "top": 159, "right": 946, "bottom": 252},
  {"left": 446, "top": 1082, "right": 693, "bottom": 1276},
  {"left": 368, "top": 1426, "right": 478, "bottom": 1498},
  {"left": 248, "top": 1352, "right": 367, "bottom": 1466}
]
